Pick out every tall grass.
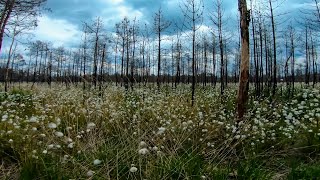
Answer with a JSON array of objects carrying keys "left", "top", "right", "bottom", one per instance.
[{"left": 0, "top": 83, "right": 319, "bottom": 179}]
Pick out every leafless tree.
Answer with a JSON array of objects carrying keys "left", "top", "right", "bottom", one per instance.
[
  {"left": 180, "top": 0, "right": 203, "bottom": 106},
  {"left": 210, "top": 0, "right": 226, "bottom": 95},
  {"left": 154, "top": 7, "right": 171, "bottom": 90},
  {"left": 237, "top": 0, "right": 250, "bottom": 120}
]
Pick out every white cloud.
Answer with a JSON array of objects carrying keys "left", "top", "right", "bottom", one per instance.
[
  {"left": 109, "top": 0, "right": 124, "bottom": 4},
  {"left": 197, "top": 25, "right": 211, "bottom": 33},
  {"left": 118, "top": 6, "right": 143, "bottom": 19},
  {"left": 34, "top": 16, "right": 81, "bottom": 47}
]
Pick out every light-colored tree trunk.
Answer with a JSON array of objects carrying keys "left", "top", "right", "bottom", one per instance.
[{"left": 237, "top": 0, "right": 250, "bottom": 120}]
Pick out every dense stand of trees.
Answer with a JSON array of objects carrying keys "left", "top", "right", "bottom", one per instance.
[{"left": 1, "top": 0, "right": 320, "bottom": 115}]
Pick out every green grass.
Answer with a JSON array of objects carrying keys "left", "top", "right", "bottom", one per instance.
[{"left": 0, "top": 83, "right": 319, "bottom": 179}]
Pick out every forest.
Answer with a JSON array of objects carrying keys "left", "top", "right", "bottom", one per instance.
[{"left": 0, "top": 0, "right": 320, "bottom": 179}]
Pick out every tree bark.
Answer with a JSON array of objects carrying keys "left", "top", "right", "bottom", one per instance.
[
  {"left": 269, "top": 0, "right": 277, "bottom": 96},
  {"left": 237, "top": 0, "right": 250, "bottom": 120}
]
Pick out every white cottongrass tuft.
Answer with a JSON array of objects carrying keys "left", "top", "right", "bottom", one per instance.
[
  {"left": 66, "top": 137, "right": 73, "bottom": 143},
  {"left": 48, "top": 122, "right": 57, "bottom": 129},
  {"left": 48, "top": 144, "right": 54, "bottom": 149},
  {"left": 157, "top": 127, "right": 166, "bottom": 135},
  {"left": 29, "top": 116, "right": 38, "bottom": 123},
  {"left": 55, "top": 131, "right": 64, "bottom": 137},
  {"left": 1, "top": 114, "right": 8, "bottom": 121},
  {"left": 68, "top": 143, "right": 74, "bottom": 148},
  {"left": 56, "top": 118, "right": 61, "bottom": 125},
  {"left": 139, "top": 141, "right": 147, "bottom": 147},
  {"left": 86, "top": 170, "right": 95, "bottom": 177},
  {"left": 87, "top": 122, "right": 96, "bottom": 129},
  {"left": 93, "top": 159, "right": 102, "bottom": 165},
  {"left": 130, "top": 166, "right": 138, "bottom": 173},
  {"left": 138, "top": 148, "right": 149, "bottom": 155}
]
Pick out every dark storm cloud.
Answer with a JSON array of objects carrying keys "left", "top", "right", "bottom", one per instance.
[
  {"left": 36, "top": 0, "right": 316, "bottom": 48},
  {"left": 43, "top": 0, "right": 314, "bottom": 32}
]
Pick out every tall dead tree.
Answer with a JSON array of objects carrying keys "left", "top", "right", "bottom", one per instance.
[
  {"left": 81, "top": 25, "right": 88, "bottom": 90},
  {"left": 210, "top": 0, "right": 225, "bottom": 95},
  {"left": 237, "top": 0, "right": 250, "bottom": 120},
  {"left": 203, "top": 34, "right": 208, "bottom": 87},
  {"left": 305, "top": 25, "right": 310, "bottom": 85},
  {"left": 211, "top": 34, "right": 217, "bottom": 87},
  {"left": 130, "top": 18, "right": 138, "bottom": 89},
  {"left": 174, "top": 31, "right": 182, "bottom": 88},
  {"left": 113, "top": 31, "right": 119, "bottom": 86},
  {"left": 154, "top": 7, "right": 171, "bottom": 90},
  {"left": 125, "top": 18, "right": 130, "bottom": 90},
  {"left": 289, "top": 25, "right": 295, "bottom": 96},
  {"left": 269, "top": 0, "right": 277, "bottom": 96},
  {"left": 310, "top": 34, "right": 317, "bottom": 87},
  {"left": 84, "top": 17, "right": 103, "bottom": 88},
  {"left": 180, "top": 0, "right": 203, "bottom": 106}
]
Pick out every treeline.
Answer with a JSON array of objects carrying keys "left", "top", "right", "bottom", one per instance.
[{"left": 0, "top": 64, "right": 317, "bottom": 88}]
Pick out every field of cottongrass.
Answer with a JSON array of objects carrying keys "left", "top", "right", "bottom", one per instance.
[{"left": 0, "top": 83, "right": 320, "bottom": 179}]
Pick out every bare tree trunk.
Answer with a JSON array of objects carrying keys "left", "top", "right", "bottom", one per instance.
[
  {"left": 99, "top": 44, "right": 106, "bottom": 96},
  {"left": 305, "top": 26, "right": 310, "bottom": 85},
  {"left": 125, "top": 21, "right": 130, "bottom": 90},
  {"left": 269, "top": 0, "right": 277, "bottom": 96},
  {"left": 48, "top": 51, "right": 52, "bottom": 87},
  {"left": 93, "top": 21, "right": 100, "bottom": 88},
  {"left": 204, "top": 37, "right": 208, "bottom": 87},
  {"left": 212, "top": 36, "right": 217, "bottom": 87},
  {"left": 224, "top": 41, "right": 228, "bottom": 88},
  {"left": 114, "top": 37, "right": 119, "bottom": 86},
  {"left": 131, "top": 19, "right": 137, "bottom": 90},
  {"left": 82, "top": 27, "right": 87, "bottom": 90},
  {"left": 175, "top": 38, "right": 181, "bottom": 88},
  {"left": 154, "top": 8, "right": 170, "bottom": 90},
  {"left": 157, "top": 21, "right": 161, "bottom": 90},
  {"left": 191, "top": 2, "right": 196, "bottom": 106},
  {"left": 237, "top": 0, "right": 250, "bottom": 120},
  {"left": 259, "top": 14, "right": 264, "bottom": 95},
  {"left": 32, "top": 44, "right": 39, "bottom": 88},
  {"left": 290, "top": 26, "right": 295, "bottom": 96},
  {"left": 121, "top": 36, "right": 125, "bottom": 87},
  {"left": 311, "top": 35, "right": 317, "bottom": 87},
  {"left": 251, "top": 1, "right": 258, "bottom": 97},
  {"left": 217, "top": 1, "right": 224, "bottom": 95},
  {"left": 4, "top": 24, "right": 16, "bottom": 92}
]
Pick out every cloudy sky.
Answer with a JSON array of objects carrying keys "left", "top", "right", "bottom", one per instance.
[
  {"left": 29, "top": 0, "right": 314, "bottom": 48},
  {"left": 0, "top": 0, "right": 316, "bottom": 53}
]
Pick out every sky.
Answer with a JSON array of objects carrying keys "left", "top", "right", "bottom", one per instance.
[
  {"left": 29, "top": 0, "right": 314, "bottom": 48},
  {"left": 0, "top": 0, "right": 317, "bottom": 72},
  {"left": 0, "top": 0, "right": 317, "bottom": 57}
]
